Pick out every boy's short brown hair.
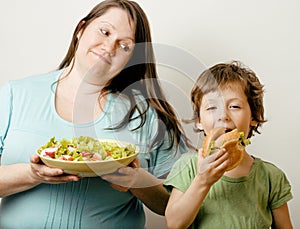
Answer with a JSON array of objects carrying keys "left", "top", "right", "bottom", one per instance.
[{"left": 191, "top": 61, "right": 266, "bottom": 137}]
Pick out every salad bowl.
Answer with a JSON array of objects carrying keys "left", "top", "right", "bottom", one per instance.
[{"left": 37, "top": 137, "right": 139, "bottom": 177}]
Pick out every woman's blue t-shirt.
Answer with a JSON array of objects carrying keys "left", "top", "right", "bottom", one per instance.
[{"left": 0, "top": 70, "right": 183, "bottom": 228}]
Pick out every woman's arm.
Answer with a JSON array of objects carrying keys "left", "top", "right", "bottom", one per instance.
[
  {"left": 103, "top": 173, "right": 169, "bottom": 215},
  {"left": 130, "top": 176, "right": 169, "bottom": 215},
  {"left": 271, "top": 203, "right": 293, "bottom": 229},
  {"left": 0, "top": 154, "right": 79, "bottom": 197},
  {"left": 102, "top": 158, "right": 169, "bottom": 215},
  {"left": 0, "top": 163, "right": 41, "bottom": 197},
  {"left": 103, "top": 175, "right": 169, "bottom": 215}
]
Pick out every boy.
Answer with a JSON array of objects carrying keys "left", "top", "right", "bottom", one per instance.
[{"left": 164, "top": 61, "right": 293, "bottom": 229}]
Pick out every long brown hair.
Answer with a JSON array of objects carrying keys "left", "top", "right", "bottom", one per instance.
[{"left": 58, "top": 0, "right": 188, "bottom": 151}]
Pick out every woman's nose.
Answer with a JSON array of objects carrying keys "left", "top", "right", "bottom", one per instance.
[{"left": 103, "top": 39, "right": 116, "bottom": 56}]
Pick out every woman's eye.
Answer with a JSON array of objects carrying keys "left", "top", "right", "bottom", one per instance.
[
  {"left": 120, "top": 43, "right": 131, "bottom": 52},
  {"left": 100, "top": 28, "right": 109, "bottom": 36}
]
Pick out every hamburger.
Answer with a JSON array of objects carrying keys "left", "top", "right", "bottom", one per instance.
[{"left": 202, "top": 127, "right": 251, "bottom": 171}]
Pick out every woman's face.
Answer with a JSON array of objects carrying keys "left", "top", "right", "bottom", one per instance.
[
  {"left": 74, "top": 7, "right": 135, "bottom": 85},
  {"left": 198, "top": 82, "right": 257, "bottom": 138}
]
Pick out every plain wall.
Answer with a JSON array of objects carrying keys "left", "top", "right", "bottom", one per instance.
[{"left": 0, "top": 1, "right": 299, "bottom": 228}]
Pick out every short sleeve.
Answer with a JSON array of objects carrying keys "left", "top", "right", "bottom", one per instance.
[
  {"left": 147, "top": 134, "right": 188, "bottom": 178},
  {"left": 268, "top": 166, "right": 293, "bottom": 209},
  {"left": 139, "top": 107, "right": 188, "bottom": 178},
  {"left": 0, "top": 82, "right": 13, "bottom": 155},
  {"left": 164, "top": 152, "right": 198, "bottom": 193}
]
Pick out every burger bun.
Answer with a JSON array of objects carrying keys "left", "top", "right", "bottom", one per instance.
[{"left": 202, "top": 127, "right": 245, "bottom": 171}]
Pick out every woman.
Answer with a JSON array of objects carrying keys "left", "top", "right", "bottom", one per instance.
[{"left": 0, "top": 1, "right": 188, "bottom": 228}]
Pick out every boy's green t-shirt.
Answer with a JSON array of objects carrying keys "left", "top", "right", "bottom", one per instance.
[{"left": 164, "top": 153, "right": 293, "bottom": 229}]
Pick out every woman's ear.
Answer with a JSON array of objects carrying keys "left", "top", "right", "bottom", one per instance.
[{"left": 77, "top": 20, "right": 86, "bottom": 40}]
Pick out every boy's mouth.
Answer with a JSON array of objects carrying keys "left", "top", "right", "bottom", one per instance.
[{"left": 225, "top": 128, "right": 233, "bottom": 133}]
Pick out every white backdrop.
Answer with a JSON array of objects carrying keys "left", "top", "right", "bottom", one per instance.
[{"left": 0, "top": 1, "right": 299, "bottom": 227}]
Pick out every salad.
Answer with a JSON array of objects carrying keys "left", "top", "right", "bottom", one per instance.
[{"left": 37, "top": 136, "right": 137, "bottom": 162}]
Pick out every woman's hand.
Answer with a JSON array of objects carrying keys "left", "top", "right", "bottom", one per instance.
[
  {"left": 101, "top": 158, "right": 140, "bottom": 192},
  {"left": 101, "top": 158, "right": 162, "bottom": 192},
  {"left": 30, "top": 154, "right": 79, "bottom": 184}
]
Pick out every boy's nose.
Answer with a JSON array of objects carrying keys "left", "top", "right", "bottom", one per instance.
[{"left": 216, "top": 108, "right": 230, "bottom": 122}]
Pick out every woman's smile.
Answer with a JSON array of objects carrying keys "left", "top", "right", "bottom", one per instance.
[{"left": 91, "top": 49, "right": 111, "bottom": 65}]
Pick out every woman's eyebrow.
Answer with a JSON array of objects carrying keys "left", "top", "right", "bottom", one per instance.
[{"left": 99, "top": 20, "right": 134, "bottom": 41}]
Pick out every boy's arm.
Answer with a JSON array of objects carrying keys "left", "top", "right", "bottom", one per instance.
[
  {"left": 271, "top": 203, "right": 293, "bottom": 229},
  {"left": 165, "top": 176, "right": 210, "bottom": 229},
  {"left": 165, "top": 149, "right": 230, "bottom": 229}
]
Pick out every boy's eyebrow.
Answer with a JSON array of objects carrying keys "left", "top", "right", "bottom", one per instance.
[
  {"left": 202, "top": 96, "right": 246, "bottom": 104},
  {"left": 203, "top": 99, "right": 217, "bottom": 103},
  {"left": 201, "top": 99, "right": 218, "bottom": 107},
  {"left": 227, "top": 98, "right": 247, "bottom": 103}
]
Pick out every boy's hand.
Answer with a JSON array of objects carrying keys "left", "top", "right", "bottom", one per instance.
[{"left": 197, "top": 148, "right": 230, "bottom": 186}]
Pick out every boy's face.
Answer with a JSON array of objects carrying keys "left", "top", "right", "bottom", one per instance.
[{"left": 197, "top": 82, "right": 257, "bottom": 138}]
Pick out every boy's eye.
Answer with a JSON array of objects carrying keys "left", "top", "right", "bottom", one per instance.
[
  {"left": 206, "top": 106, "right": 217, "bottom": 111},
  {"left": 229, "top": 105, "right": 241, "bottom": 109}
]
